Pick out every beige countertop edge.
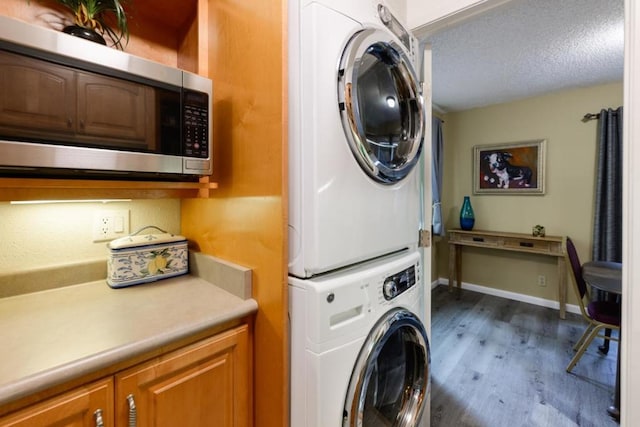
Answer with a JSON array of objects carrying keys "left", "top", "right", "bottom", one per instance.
[{"left": 0, "top": 298, "right": 257, "bottom": 407}]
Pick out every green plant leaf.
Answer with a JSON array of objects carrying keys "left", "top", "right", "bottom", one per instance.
[{"left": 32, "top": 0, "right": 130, "bottom": 50}]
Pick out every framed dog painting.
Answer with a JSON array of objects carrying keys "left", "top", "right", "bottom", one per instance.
[{"left": 473, "top": 140, "right": 546, "bottom": 195}]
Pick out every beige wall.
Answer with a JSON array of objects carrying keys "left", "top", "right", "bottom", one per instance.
[
  {"left": 435, "top": 81, "right": 623, "bottom": 304},
  {"left": 0, "top": 200, "right": 181, "bottom": 275}
]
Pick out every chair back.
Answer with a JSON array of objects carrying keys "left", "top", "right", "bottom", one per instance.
[{"left": 566, "top": 237, "right": 588, "bottom": 301}]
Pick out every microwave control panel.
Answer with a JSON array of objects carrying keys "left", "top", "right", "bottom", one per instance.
[{"left": 183, "top": 90, "right": 209, "bottom": 159}]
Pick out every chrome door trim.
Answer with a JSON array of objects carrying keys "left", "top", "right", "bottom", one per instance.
[
  {"left": 343, "top": 308, "right": 430, "bottom": 427},
  {"left": 338, "top": 28, "right": 425, "bottom": 184}
]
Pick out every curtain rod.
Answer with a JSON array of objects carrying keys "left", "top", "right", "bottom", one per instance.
[
  {"left": 582, "top": 110, "right": 620, "bottom": 122},
  {"left": 582, "top": 113, "right": 600, "bottom": 122}
]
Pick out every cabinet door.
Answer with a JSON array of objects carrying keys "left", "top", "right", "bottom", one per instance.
[
  {"left": 76, "top": 72, "right": 154, "bottom": 150},
  {"left": 0, "top": 378, "right": 113, "bottom": 427},
  {"left": 0, "top": 50, "right": 76, "bottom": 137},
  {"left": 115, "top": 325, "right": 251, "bottom": 427}
]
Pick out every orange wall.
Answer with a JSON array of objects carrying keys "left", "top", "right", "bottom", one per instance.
[{"left": 181, "top": 1, "right": 288, "bottom": 426}]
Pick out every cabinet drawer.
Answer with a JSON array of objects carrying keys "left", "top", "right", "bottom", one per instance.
[
  {"left": 0, "top": 378, "right": 113, "bottom": 427},
  {"left": 450, "top": 232, "right": 500, "bottom": 247},
  {"left": 503, "top": 238, "right": 553, "bottom": 253}
]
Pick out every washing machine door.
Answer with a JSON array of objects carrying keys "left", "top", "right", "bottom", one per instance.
[
  {"left": 338, "top": 28, "right": 425, "bottom": 184},
  {"left": 343, "top": 308, "right": 430, "bottom": 427}
]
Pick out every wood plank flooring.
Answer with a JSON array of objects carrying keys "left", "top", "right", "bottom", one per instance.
[{"left": 430, "top": 285, "right": 619, "bottom": 427}]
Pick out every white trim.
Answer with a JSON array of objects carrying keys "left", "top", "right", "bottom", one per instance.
[
  {"left": 434, "top": 278, "right": 581, "bottom": 315},
  {"left": 408, "top": 0, "right": 512, "bottom": 39},
  {"left": 623, "top": 0, "right": 639, "bottom": 422},
  {"left": 420, "top": 42, "right": 433, "bottom": 427},
  {"left": 421, "top": 45, "right": 433, "bottom": 337}
]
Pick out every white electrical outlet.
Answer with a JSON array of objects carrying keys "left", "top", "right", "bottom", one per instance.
[
  {"left": 93, "top": 210, "right": 130, "bottom": 242},
  {"left": 537, "top": 275, "right": 547, "bottom": 287}
]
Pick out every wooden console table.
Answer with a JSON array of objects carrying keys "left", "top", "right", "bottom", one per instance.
[{"left": 448, "top": 229, "right": 568, "bottom": 318}]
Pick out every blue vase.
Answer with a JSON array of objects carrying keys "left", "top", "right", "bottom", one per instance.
[{"left": 460, "top": 196, "right": 475, "bottom": 230}]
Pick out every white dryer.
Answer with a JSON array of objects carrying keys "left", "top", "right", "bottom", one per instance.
[
  {"left": 288, "top": 0, "right": 425, "bottom": 278},
  {"left": 289, "top": 250, "right": 430, "bottom": 427}
]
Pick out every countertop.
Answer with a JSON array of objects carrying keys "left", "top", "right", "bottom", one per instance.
[{"left": 0, "top": 252, "right": 257, "bottom": 407}]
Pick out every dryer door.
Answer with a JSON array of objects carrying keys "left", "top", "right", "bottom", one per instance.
[
  {"left": 343, "top": 308, "right": 430, "bottom": 427},
  {"left": 338, "top": 28, "right": 425, "bottom": 184}
]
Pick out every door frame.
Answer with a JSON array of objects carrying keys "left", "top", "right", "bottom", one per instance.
[
  {"left": 419, "top": 42, "right": 433, "bottom": 427},
  {"left": 622, "top": 0, "right": 639, "bottom": 423},
  {"left": 412, "top": 0, "right": 638, "bottom": 423}
]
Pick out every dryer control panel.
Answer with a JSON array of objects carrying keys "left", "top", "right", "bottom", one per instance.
[
  {"left": 377, "top": 4, "right": 417, "bottom": 62},
  {"left": 382, "top": 263, "right": 418, "bottom": 300}
]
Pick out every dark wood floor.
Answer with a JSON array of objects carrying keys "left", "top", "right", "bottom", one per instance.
[{"left": 430, "top": 285, "right": 619, "bottom": 427}]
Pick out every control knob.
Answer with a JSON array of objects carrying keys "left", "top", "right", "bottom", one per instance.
[{"left": 383, "top": 279, "right": 398, "bottom": 300}]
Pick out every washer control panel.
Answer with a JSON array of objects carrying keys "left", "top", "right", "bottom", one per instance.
[{"left": 382, "top": 263, "right": 418, "bottom": 300}]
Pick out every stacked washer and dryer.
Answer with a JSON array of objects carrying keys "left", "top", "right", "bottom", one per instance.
[{"left": 288, "top": 1, "right": 431, "bottom": 426}]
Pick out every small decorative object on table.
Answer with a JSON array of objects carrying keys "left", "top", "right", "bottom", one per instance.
[
  {"left": 107, "top": 226, "right": 188, "bottom": 288},
  {"left": 459, "top": 196, "right": 475, "bottom": 230},
  {"left": 532, "top": 224, "right": 545, "bottom": 237}
]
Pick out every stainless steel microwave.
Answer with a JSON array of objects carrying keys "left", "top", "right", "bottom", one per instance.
[{"left": 0, "top": 16, "right": 212, "bottom": 180}]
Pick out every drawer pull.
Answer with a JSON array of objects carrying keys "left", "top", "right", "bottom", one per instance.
[
  {"left": 127, "top": 394, "right": 137, "bottom": 427},
  {"left": 472, "top": 237, "right": 485, "bottom": 242},
  {"left": 520, "top": 242, "right": 534, "bottom": 248},
  {"left": 94, "top": 409, "right": 104, "bottom": 427}
]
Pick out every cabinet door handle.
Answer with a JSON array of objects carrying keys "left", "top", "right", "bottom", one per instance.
[
  {"left": 94, "top": 409, "right": 104, "bottom": 427},
  {"left": 127, "top": 394, "right": 137, "bottom": 427},
  {"left": 519, "top": 242, "right": 534, "bottom": 248},
  {"left": 67, "top": 118, "right": 73, "bottom": 128}
]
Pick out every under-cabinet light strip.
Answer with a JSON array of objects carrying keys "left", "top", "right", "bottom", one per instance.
[{"left": 9, "top": 199, "right": 132, "bottom": 205}]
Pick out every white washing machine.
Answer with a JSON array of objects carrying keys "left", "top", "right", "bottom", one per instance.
[
  {"left": 289, "top": 250, "right": 430, "bottom": 426},
  {"left": 288, "top": 0, "right": 426, "bottom": 278}
]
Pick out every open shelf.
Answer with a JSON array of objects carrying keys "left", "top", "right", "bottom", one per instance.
[{"left": 0, "top": 177, "right": 218, "bottom": 201}]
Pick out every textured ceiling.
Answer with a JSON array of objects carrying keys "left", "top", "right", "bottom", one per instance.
[{"left": 422, "top": 0, "right": 624, "bottom": 113}]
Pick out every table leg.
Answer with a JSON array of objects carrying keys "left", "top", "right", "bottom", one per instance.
[
  {"left": 448, "top": 244, "right": 456, "bottom": 294},
  {"left": 447, "top": 244, "right": 462, "bottom": 299},
  {"left": 607, "top": 330, "right": 621, "bottom": 421},
  {"left": 557, "top": 256, "right": 567, "bottom": 319},
  {"left": 455, "top": 246, "right": 462, "bottom": 298}
]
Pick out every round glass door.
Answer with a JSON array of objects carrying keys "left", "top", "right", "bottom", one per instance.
[
  {"left": 343, "top": 308, "right": 430, "bottom": 427},
  {"left": 338, "top": 28, "right": 425, "bottom": 184}
]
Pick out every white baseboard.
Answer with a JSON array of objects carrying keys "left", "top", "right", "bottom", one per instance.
[{"left": 434, "top": 278, "right": 581, "bottom": 316}]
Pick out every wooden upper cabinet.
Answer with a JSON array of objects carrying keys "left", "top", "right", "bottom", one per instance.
[
  {"left": 76, "top": 72, "right": 154, "bottom": 149},
  {"left": 0, "top": 50, "right": 76, "bottom": 136},
  {"left": 0, "top": 378, "right": 114, "bottom": 427},
  {"left": 115, "top": 325, "right": 251, "bottom": 427},
  {"left": 0, "top": 50, "right": 154, "bottom": 148}
]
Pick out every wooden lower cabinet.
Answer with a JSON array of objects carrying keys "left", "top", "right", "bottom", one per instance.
[
  {"left": 0, "top": 325, "right": 251, "bottom": 427},
  {"left": 0, "top": 378, "right": 113, "bottom": 427},
  {"left": 115, "top": 325, "right": 251, "bottom": 427}
]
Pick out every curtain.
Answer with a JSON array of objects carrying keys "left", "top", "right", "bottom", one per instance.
[
  {"left": 432, "top": 117, "right": 444, "bottom": 235},
  {"left": 592, "top": 107, "right": 623, "bottom": 263}
]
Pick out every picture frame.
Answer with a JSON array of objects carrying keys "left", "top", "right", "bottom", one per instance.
[{"left": 473, "top": 139, "right": 546, "bottom": 195}]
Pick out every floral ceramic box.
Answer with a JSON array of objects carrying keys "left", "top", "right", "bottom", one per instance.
[{"left": 107, "top": 226, "right": 188, "bottom": 288}]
